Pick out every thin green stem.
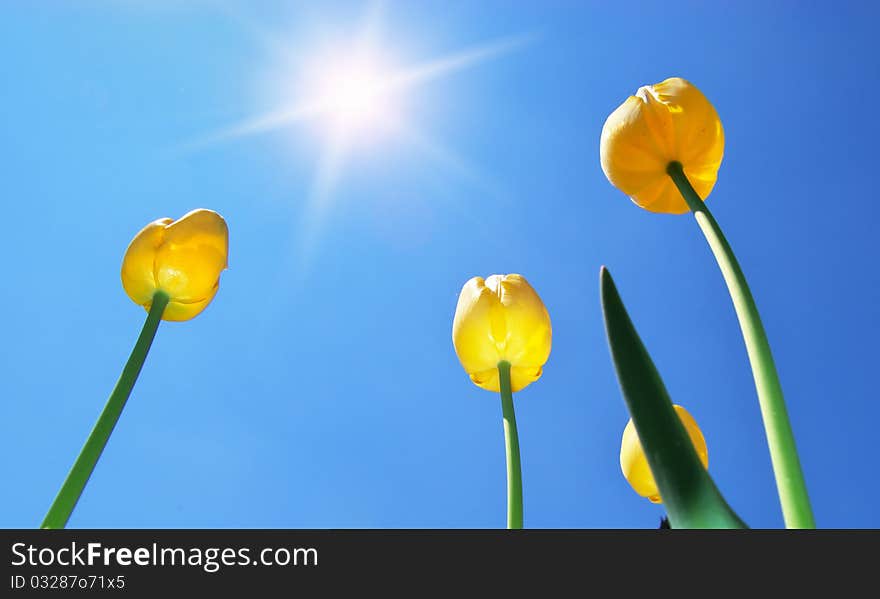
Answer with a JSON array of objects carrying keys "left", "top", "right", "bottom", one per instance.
[
  {"left": 497, "top": 361, "right": 523, "bottom": 529},
  {"left": 667, "top": 161, "right": 814, "bottom": 529},
  {"left": 41, "top": 291, "right": 170, "bottom": 529}
]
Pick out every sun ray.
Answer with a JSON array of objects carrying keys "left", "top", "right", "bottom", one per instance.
[
  {"left": 186, "top": 31, "right": 536, "bottom": 149},
  {"left": 393, "top": 121, "right": 503, "bottom": 200},
  {"left": 292, "top": 123, "right": 350, "bottom": 273},
  {"left": 384, "top": 32, "right": 539, "bottom": 92},
  {"left": 179, "top": 103, "right": 325, "bottom": 151},
  {"left": 178, "top": 6, "right": 537, "bottom": 274},
  {"left": 390, "top": 122, "right": 517, "bottom": 257}
]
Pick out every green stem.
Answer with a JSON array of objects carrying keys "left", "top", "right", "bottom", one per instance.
[
  {"left": 667, "top": 161, "right": 814, "bottom": 529},
  {"left": 497, "top": 361, "right": 523, "bottom": 529},
  {"left": 41, "top": 291, "right": 170, "bottom": 529}
]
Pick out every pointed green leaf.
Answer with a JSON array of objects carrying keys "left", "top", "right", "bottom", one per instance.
[{"left": 600, "top": 266, "right": 747, "bottom": 529}]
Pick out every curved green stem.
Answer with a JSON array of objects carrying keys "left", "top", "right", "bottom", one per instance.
[
  {"left": 667, "top": 161, "right": 814, "bottom": 529},
  {"left": 497, "top": 361, "right": 523, "bottom": 529},
  {"left": 41, "top": 291, "right": 170, "bottom": 529}
]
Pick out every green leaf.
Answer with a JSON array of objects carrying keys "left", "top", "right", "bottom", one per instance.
[{"left": 600, "top": 266, "right": 747, "bottom": 529}]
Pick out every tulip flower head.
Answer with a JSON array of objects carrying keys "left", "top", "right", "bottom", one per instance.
[
  {"left": 121, "top": 209, "right": 229, "bottom": 321},
  {"left": 620, "top": 404, "right": 709, "bottom": 503},
  {"left": 452, "top": 274, "right": 552, "bottom": 392},
  {"left": 600, "top": 77, "right": 724, "bottom": 214}
]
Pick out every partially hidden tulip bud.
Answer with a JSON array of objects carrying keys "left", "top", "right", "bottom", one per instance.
[
  {"left": 600, "top": 77, "right": 724, "bottom": 214},
  {"left": 620, "top": 404, "right": 709, "bottom": 504},
  {"left": 121, "top": 209, "right": 229, "bottom": 321},
  {"left": 452, "top": 274, "right": 551, "bottom": 392}
]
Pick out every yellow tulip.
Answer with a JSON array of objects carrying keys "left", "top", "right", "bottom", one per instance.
[
  {"left": 121, "top": 209, "right": 229, "bottom": 321},
  {"left": 620, "top": 404, "right": 709, "bottom": 503},
  {"left": 600, "top": 77, "right": 724, "bottom": 214},
  {"left": 452, "top": 274, "right": 551, "bottom": 392}
]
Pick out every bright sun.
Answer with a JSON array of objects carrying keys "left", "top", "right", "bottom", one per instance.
[
  {"left": 301, "top": 48, "right": 400, "bottom": 141},
  {"left": 189, "top": 14, "right": 532, "bottom": 267}
]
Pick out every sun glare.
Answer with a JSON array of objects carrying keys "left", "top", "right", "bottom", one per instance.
[
  {"left": 302, "top": 49, "right": 400, "bottom": 141},
  {"left": 189, "top": 9, "right": 535, "bottom": 261}
]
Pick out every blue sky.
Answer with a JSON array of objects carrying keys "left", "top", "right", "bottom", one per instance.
[{"left": 2, "top": 1, "right": 878, "bottom": 529}]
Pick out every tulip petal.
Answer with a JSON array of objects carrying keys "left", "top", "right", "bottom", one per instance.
[
  {"left": 490, "top": 275, "right": 552, "bottom": 371},
  {"left": 637, "top": 85, "right": 677, "bottom": 159},
  {"left": 157, "top": 283, "right": 219, "bottom": 322},
  {"left": 653, "top": 78, "right": 725, "bottom": 169},
  {"left": 600, "top": 97, "right": 669, "bottom": 199},
  {"left": 452, "top": 274, "right": 551, "bottom": 393},
  {"left": 600, "top": 77, "right": 724, "bottom": 214},
  {"left": 469, "top": 367, "right": 500, "bottom": 392},
  {"left": 636, "top": 176, "right": 687, "bottom": 215},
  {"left": 452, "top": 277, "right": 503, "bottom": 376},
  {"left": 620, "top": 405, "right": 709, "bottom": 503},
  {"left": 121, "top": 218, "right": 172, "bottom": 306},
  {"left": 620, "top": 417, "right": 660, "bottom": 502},
  {"left": 155, "top": 209, "right": 229, "bottom": 302},
  {"left": 510, "top": 365, "right": 543, "bottom": 393}
]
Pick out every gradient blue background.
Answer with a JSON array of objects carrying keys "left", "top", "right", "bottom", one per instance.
[{"left": 2, "top": 1, "right": 877, "bottom": 529}]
